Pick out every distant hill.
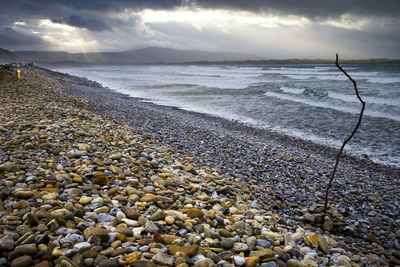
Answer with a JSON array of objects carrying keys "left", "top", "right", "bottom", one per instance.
[
  {"left": 14, "top": 47, "right": 262, "bottom": 66},
  {"left": 14, "top": 47, "right": 399, "bottom": 66},
  {"left": 0, "top": 48, "right": 21, "bottom": 64}
]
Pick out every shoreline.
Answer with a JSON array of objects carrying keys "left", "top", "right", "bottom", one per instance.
[
  {"left": 1, "top": 66, "right": 399, "bottom": 266},
  {"left": 40, "top": 65, "right": 399, "bottom": 174},
  {"left": 40, "top": 66, "right": 400, "bottom": 243}
]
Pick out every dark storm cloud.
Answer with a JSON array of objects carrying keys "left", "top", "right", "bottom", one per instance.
[
  {"left": 195, "top": 0, "right": 400, "bottom": 19},
  {"left": 0, "top": 27, "right": 47, "bottom": 48},
  {"left": 51, "top": 15, "right": 110, "bottom": 32},
  {"left": 46, "top": 0, "right": 182, "bottom": 11},
  {"left": 0, "top": 1, "right": 182, "bottom": 31},
  {"left": 1, "top": 0, "right": 399, "bottom": 22},
  {"left": 0, "top": 0, "right": 399, "bottom": 57},
  {"left": 0, "top": 0, "right": 181, "bottom": 18},
  {"left": 0, "top": 0, "right": 399, "bottom": 33}
]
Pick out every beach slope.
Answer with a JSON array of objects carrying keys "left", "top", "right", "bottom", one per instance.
[{"left": 0, "top": 67, "right": 399, "bottom": 266}]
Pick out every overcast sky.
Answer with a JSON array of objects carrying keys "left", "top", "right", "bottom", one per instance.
[{"left": 0, "top": 0, "right": 399, "bottom": 59}]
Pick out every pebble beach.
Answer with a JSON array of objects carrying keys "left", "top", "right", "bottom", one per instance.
[{"left": 0, "top": 66, "right": 399, "bottom": 267}]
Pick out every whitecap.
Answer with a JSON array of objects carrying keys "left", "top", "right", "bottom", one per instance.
[{"left": 264, "top": 91, "right": 400, "bottom": 121}]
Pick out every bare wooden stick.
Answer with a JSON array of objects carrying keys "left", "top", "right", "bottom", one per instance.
[{"left": 324, "top": 54, "right": 366, "bottom": 211}]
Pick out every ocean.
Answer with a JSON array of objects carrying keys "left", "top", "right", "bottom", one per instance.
[{"left": 57, "top": 62, "right": 400, "bottom": 167}]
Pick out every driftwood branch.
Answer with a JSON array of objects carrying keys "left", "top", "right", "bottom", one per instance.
[{"left": 324, "top": 54, "right": 366, "bottom": 211}]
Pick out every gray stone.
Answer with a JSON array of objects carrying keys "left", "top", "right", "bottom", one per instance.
[
  {"left": 150, "top": 210, "right": 166, "bottom": 221},
  {"left": 65, "top": 188, "right": 83, "bottom": 197},
  {"left": 192, "top": 254, "right": 207, "bottom": 262},
  {"left": 246, "top": 236, "right": 256, "bottom": 247},
  {"left": 60, "top": 238, "right": 74, "bottom": 248},
  {"left": 139, "top": 245, "right": 149, "bottom": 252},
  {"left": 63, "top": 249, "right": 78, "bottom": 258},
  {"left": 14, "top": 244, "right": 37, "bottom": 255},
  {"left": 10, "top": 255, "right": 33, "bottom": 267},
  {"left": 152, "top": 252, "right": 175, "bottom": 266},
  {"left": 367, "top": 211, "right": 377, "bottom": 217},
  {"left": 84, "top": 258, "right": 94, "bottom": 267},
  {"left": 233, "top": 255, "right": 245, "bottom": 266},
  {"left": 75, "top": 150, "right": 88, "bottom": 157},
  {"left": 145, "top": 220, "right": 159, "bottom": 233},
  {"left": 323, "top": 216, "right": 334, "bottom": 231},
  {"left": 280, "top": 253, "right": 291, "bottom": 262},
  {"left": 56, "top": 227, "right": 74, "bottom": 236},
  {"left": 261, "top": 262, "right": 278, "bottom": 267},
  {"left": 319, "top": 236, "right": 337, "bottom": 254},
  {"left": 97, "top": 214, "right": 114, "bottom": 223},
  {"left": 218, "top": 251, "right": 233, "bottom": 260},
  {"left": 207, "top": 252, "right": 221, "bottom": 263},
  {"left": 16, "top": 225, "right": 31, "bottom": 236},
  {"left": 351, "top": 255, "right": 361, "bottom": 262},
  {"left": 94, "top": 255, "right": 108, "bottom": 266},
  {"left": 222, "top": 239, "right": 234, "bottom": 249},
  {"left": 74, "top": 242, "right": 91, "bottom": 251},
  {"left": 67, "top": 233, "right": 85, "bottom": 243},
  {"left": 0, "top": 235, "right": 15, "bottom": 251},
  {"left": 232, "top": 242, "right": 249, "bottom": 252},
  {"left": 256, "top": 239, "right": 271, "bottom": 248},
  {"left": 98, "top": 258, "right": 119, "bottom": 267},
  {"left": 109, "top": 153, "right": 122, "bottom": 160},
  {"left": 304, "top": 212, "right": 315, "bottom": 223}
]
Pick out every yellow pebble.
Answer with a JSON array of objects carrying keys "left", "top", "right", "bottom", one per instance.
[
  {"left": 165, "top": 216, "right": 175, "bottom": 225},
  {"left": 73, "top": 176, "right": 83, "bottom": 183},
  {"left": 79, "top": 197, "right": 92, "bottom": 204}
]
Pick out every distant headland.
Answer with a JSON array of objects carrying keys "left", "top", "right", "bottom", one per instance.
[{"left": 1, "top": 47, "right": 399, "bottom": 66}]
